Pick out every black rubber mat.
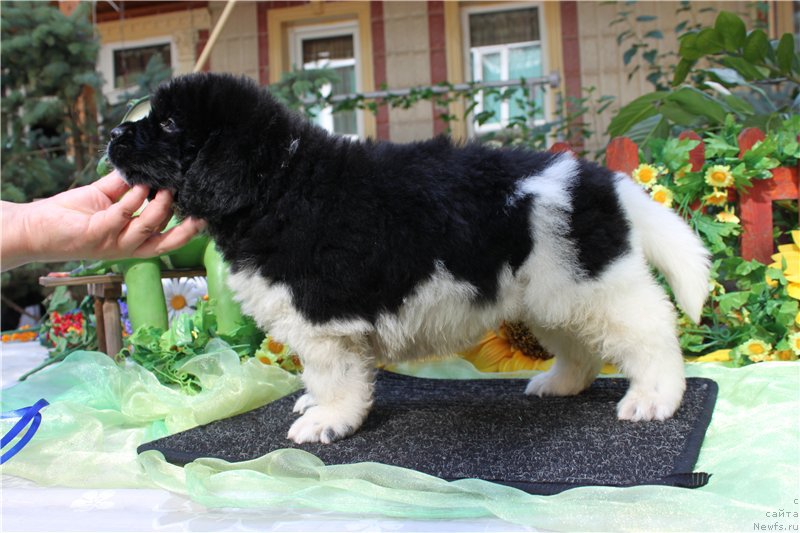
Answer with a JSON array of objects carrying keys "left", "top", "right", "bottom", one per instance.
[{"left": 139, "top": 372, "right": 717, "bottom": 495}]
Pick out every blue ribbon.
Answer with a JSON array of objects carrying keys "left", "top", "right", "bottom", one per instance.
[{"left": 1, "top": 399, "right": 49, "bottom": 464}]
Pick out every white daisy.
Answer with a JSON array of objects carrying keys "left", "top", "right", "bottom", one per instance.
[{"left": 162, "top": 277, "right": 207, "bottom": 321}]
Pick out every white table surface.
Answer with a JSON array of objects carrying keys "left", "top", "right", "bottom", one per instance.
[{"left": 1, "top": 341, "right": 536, "bottom": 532}]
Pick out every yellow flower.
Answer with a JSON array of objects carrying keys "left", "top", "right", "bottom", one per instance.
[
  {"left": 694, "top": 349, "right": 731, "bottom": 362},
  {"left": 632, "top": 164, "right": 660, "bottom": 189},
  {"left": 716, "top": 206, "right": 740, "bottom": 225},
  {"left": 650, "top": 185, "right": 674, "bottom": 207},
  {"left": 790, "top": 332, "right": 800, "bottom": 356},
  {"left": 704, "top": 164, "right": 734, "bottom": 188},
  {"left": 703, "top": 189, "right": 729, "bottom": 207},
  {"left": 739, "top": 339, "right": 772, "bottom": 363},
  {"left": 768, "top": 229, "right": 800, "bottom": 289}
]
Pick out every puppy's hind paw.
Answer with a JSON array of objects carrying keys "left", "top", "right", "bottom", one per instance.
[
  {"left": 287, "top": 406, "right": 362, "bottom": 444},
  {"left": 293, "top": 393, "right": 317, "bottom": 415}
]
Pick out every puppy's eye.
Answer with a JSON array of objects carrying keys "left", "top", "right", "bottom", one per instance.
[{"left": 160, "top": 118, "right": 178, "bottom": 133}]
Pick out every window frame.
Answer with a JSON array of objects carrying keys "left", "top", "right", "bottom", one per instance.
[
  {"left": 289, "top": 21, "right": 364, "bottom": 139},
  {"left": 461, "top": 2, "right": 548, "bottom": 135},
  {"left": 98, "top": 36, "right": 176, "bottom": 104}
]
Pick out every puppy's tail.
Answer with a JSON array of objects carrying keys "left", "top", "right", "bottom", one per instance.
[{"left": 615, "top": 176, "right": 711, "bottom": 323}]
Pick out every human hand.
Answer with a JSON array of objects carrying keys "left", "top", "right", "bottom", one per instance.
[{"left": 2, "top": 171, "right": 206, "bottom": 271}]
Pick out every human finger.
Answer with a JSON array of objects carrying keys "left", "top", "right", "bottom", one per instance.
[
  {"left": 101, "top": 185, "right": 150, "bottom": 232},
  {"left": 116, "top": 189, "right": 175, "bottom": 249},
  {"left": 92, "top": 170, "right": 131, "bottom": 202},
  {"left": 130, "top": 217, "right": 207, "bottom": 258}
]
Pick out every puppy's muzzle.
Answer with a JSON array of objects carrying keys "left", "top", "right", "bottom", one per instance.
[{"left": 110, "top": 124, "right": 132, "bottom": 140}]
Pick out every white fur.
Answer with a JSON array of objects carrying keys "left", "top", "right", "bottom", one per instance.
[{"left": 228, "top": 156, "right": 710, "bottom": 443}]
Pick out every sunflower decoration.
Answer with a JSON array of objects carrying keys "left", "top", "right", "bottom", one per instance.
[
  {"left": 459, "top": 321, "right": 555, "bottom": 373},
  {"left": 162, "top": 277, "right": 208, "bottom": 322},
  {"left": 650, "top": 185, "right": 674, "bottom": 208},
  {"left": 631, "top": 163, "right": 661, "bottom": 190},
  {"left": 704, "top": 164, "right": 734, "bottom": 188}
]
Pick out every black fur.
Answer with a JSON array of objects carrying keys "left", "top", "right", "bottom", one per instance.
[{"left": 107, "top": 73, "right": 630, "bottom": 325}]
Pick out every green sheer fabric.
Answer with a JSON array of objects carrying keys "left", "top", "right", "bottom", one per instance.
[{"left": 2, "top": 344, "right": 798, "bottom": 531}]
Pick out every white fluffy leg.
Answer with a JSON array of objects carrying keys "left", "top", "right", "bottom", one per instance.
[
  {"left": 287, "top": 335, "right": 374, "bottom": 444},
  {"left": 292, "top": 393, "right": 317, "bottom": 414},
  {"left": 586, "top": 272, "right": 687, "bottom": 422},
  {"left": 525, "top": 327, "right": 602, "bottom": 397}
]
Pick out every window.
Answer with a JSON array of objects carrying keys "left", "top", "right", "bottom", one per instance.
[
  {"left": 112, "top": 43, "right": 171, "bottom": 89},
  {"left": 98, "top": 37, "right": 176, "bottom": 103},
  {"left": 291, "top": 22, "right": 362, "bottom": 138},
  {"left": 464, "top": 5, "right": 546, "bottom": 132}
]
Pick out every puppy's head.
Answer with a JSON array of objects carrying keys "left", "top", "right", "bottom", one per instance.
[{"left": 107, "top": 73, "right": 279, "bottom": 219}]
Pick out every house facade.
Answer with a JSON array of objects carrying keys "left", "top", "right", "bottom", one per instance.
[{"left": 90, "top": 0, "right": 796, "bottom": 151}]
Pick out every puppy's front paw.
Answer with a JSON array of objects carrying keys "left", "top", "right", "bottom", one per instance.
[
  {"left": 617, "top": 385, "right": 683, "bottom": 422},
  {"left": 287, "top": 406, "right": 363, "bottom": 444},
  {"left": 293, "top": 393, "right": 317, "bottom": 415},
  {"left": 525, "top": 370, "right": 587, "bottom": 397}
]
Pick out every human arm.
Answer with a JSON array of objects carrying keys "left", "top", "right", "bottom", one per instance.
[{"left": 1, "top": 171, "right": 205, "bottom": 271}]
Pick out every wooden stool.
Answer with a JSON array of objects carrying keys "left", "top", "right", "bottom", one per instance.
[{"left": 39, "top": 269, "right": 205, "bottom": 357}]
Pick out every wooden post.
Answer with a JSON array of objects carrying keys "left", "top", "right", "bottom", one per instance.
[
  {"left": 679, "top": 130, "right": 705, "bottom": 171},
  {"left": 606, "top": 136, "right": 639, "bottom": 175},
  {"left": 738, "top": 128, "right": 772, "bottom": 263},
  {"left": 87, "top": 282, "right": 123, "bottom": 357},
  {"left": 548, "top": 141, "right": 575, "bottom": 155}
]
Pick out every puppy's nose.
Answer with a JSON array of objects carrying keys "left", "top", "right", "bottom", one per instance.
[{"left": 110, "top": 125, "right": 128, "bottom": 140}]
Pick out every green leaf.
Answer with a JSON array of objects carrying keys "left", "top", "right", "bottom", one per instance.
[
  {"left": 616, "top": 30, "right": 634, "bottom": 46},
  {"left": 678, "top": 33, "right": 703, "bottom": 60},
  {"left": 672, "top": 57, "right": 695, "bottom": 85},
  {"left": 776, "top": 33, "right": 796, "bottom": 74},
  {"left": 607, "top": 91, "right": 668, "bottom": 137},
  {"left": 775, "top": 300, "right": 799, "bottom": 328},
  {"left": 666, "top": 87, "right": 727, "bottom": 124},
  {"left": 644, "top": 30, "right": 664, "bottom": 40},
  {"left": 721, "top": 94, "right": 755, "bottom": 116},
  {"left": 624, "top": 114, "right": 669, "bottom": 145},
  {"left": 636, "top": 15, "right": 658, "bottom": 22},
  {"left": 743, "top": 30, "right": 770, "bottom": 63},
  {"left": 719, "top": 56, "right": 764, "bottom": 81},
  {"left": 623, "top": 46, "right": 638, "bottom": 66},
  {"left": 717, "top": 291, "right": 750, "bottom": 315},
  {"left": 696, "top": 28, "right": 724, "bottom": 54},
  {"left": 706, "top": 67, "right": 747, "bottom": 85},
  {"left": 660, "top": 100, "right": 701, "bottom": 125},
  {"left": 714, "top": 10, "right": 746, "bottom": 52},
  {"left": 129, "top": 325, "right": 164, "bottom": 354}
]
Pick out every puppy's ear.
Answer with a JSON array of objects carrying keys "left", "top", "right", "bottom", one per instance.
[{"left": 180, "top": 131, "right": 255, "bottom": 220}]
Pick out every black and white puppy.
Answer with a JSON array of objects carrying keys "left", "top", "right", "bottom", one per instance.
[{"left": 107, "top": 73, "right": 710, "bottom": 444}]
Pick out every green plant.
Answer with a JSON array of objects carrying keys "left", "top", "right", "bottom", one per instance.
[
  {"left": 21, "top": 286, "right": 98, "bottom": 380},
  {"left": 627, "top": 115, "right": 799, "bottom": 364},
  {"left": 120, "top": 299, "right": 264, "bottom": 393},
  {"left": 609, "top": 10, "right": 799, "bottom": 142},
  {"left": 611, "top": 0, "right": 717, "bottom": 91}
]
